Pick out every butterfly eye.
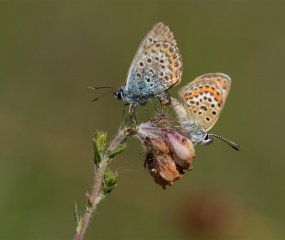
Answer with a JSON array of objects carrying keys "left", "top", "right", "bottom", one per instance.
[
  {"left": 200, "top": 133, "right": 214, "bottom": 145},
  {"left": 204, "top": 133, "right": 209, "bottom": 140},
  {"left": 112, "top": 89, "right": 123, "bottom": 100}
]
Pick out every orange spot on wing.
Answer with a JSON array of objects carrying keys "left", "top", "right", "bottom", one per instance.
[
  {"left": 218, "top": 80, "right": 228, "bottom": 90},
  {"left": 209, "top": 88, "right": 215, "bottom": 95},
  {"left": 165, "top": 49, "right": 172, "bottom": 56},
  {"left": 222, "top": 82, "right": 227, "bottom": 89},
  {"left": 193, "top": 91, "right": 199, "bottom": 97},
  {"left": 199, "top": 86, "right": 205, "bottom": 94},
  {"left": 170, "top": 63, "right": 176, "bottom": 70},
  {"left": 214, "top": 91, "right": 222, "bottom": 102}
]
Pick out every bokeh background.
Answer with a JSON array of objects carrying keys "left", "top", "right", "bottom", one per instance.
[{"left": 1, "top": 1, "right": 285, "bottom": 239}]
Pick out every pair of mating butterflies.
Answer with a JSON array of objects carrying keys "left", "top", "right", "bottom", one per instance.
[{"left": 111, "top": 22, "right": 240, "bottom": 150}]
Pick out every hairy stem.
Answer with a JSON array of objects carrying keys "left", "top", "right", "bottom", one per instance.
[
  {"left": 74, "top": 124, "right": 134, "bottom": 240},
  {"left": 74, "top": 159, "right": 108, "bottom": 240}
]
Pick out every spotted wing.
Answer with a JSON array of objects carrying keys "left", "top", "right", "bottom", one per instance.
[
  {"left": 179, "top": 73, "right": 231, "bottom": 132},
  {"left": 125, "top": 22, "right": 183, "bottom": 97}
]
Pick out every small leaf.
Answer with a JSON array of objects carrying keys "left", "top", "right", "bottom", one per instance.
[
  {"left": 108, "top": 143, "right": 127, "bottom": 159},
  {"left": 74, "top": 203, "right": 82, "bottom": 233},
  {"left": 93, "top": 131, "right": 107, "bottom": 168},
  {"left": 102, "top": 169, "right": 119, "bottom": 195},
  {"left": 85, "top": 193, "right": 93, "bottom": 213},
  {"left": 74, "top": 202, "right": 79, "bottom": 227}
]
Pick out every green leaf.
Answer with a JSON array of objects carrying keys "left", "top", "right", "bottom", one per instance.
[
  {"left": 93, "top": 131, "right": 107, "bottom": 168},
  {"left": 74, "top": 202, "right": 80, "bottom": 227},
  {"left": 85, "top": 193, "right": 93, "bottom": 213},
  {"left": 102, "top": 169, "right": 119, "bottom": 195},
  {"left": 108, "top": 143, "right": 127, "bottom": 159}
]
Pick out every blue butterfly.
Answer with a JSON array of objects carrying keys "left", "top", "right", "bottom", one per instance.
[{"left": 113, "top": 22, "right": 183, "bottom": 112}]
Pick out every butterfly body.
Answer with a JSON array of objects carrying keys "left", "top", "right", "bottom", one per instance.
[
  {"left": 171, "top": 73, "right": 240, "bottom": 149},
  {"left": 170, "top": 96, "right": 208, "bottom": 143},
  {"left": 113, "top": 22, "right": 183, "bottom": 111}
]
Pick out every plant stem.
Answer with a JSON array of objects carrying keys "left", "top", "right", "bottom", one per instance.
[
  {"left": 74, "top": 125, "right": 133, "bottom": 240},
  {"left": 74, "top": 158, "right": 108, "bottom": 240}
]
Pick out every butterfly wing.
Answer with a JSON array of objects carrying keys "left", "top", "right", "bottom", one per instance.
[
  {"left": 179, "top": 73, "right": 231, "bottom": 132},
  {"left": 125, "top": 22, "right": 183, "bottom": 100}
]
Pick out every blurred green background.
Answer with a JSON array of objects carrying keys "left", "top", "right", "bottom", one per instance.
[{"left": 1, "top": 1, "right": 285, "bottom": 239}]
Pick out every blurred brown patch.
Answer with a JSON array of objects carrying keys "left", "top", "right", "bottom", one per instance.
[{"left": 174, "top": 189, "right": 245, "bottom": 239}]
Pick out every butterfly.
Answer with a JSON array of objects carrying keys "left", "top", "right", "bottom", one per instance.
[
  {"left": 113, "top": 22, "right": 183, "bottom": 113},
  {"left": 171, "top": 73, "right": 241, "bottom": 150}
]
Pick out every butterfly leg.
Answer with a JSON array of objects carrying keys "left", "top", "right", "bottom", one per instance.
[
  {"left": 144, "top": 104, "right": 152, "bottom": 120},
  {"left": 128, "top": 104, "right": 137, "bottom": 114},
  {"left": 122, "top": 103, "right": 129, "bottom": 119},
  {"left": 128, "top": 104, "right": 137, "bottom": 125},
  {"left": 150, "top": 100, "right": 162, "bottom": 114}
]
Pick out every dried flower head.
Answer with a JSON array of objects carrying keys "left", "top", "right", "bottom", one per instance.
[{"left": 136, "top": 115, "right": 196, "bottom": 189}]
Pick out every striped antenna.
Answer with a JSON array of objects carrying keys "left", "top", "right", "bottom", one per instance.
[
  {"left": 208, "top": 133, "right": 242, "bottom": 151},
  {"left": 88, "top": 86, "right": 114, "bottom": 102}
]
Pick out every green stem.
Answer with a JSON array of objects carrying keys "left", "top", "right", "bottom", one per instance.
[
  {"left": 74, "top": 158, "right": 108, "bottom": 240},
  {"left": 74, "top": 124, "right": 133, "bottom": 240}
]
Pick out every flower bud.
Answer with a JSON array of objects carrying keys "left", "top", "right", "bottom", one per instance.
[
  {"left": 166, "top": 132, "right": 196, "bottom": 171},
  {"left": 145, "top": 137, "right": 169, "bottom": 155},
  {"left": 146, "top": 153, "right": 182, "bottom": 189},
  {"left": 136, "top": 114, "right": 196, "bottom": 189}
]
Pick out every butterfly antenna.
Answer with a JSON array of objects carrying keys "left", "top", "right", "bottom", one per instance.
[
  {"left": 88, "top": 86, "right": 114, "bottom": 90},
  {"left": 209, "top": 133, "right": 242, "bottom": 151},
  {"left": 88, "top": 86, "right": 115, "bottom": 102}
]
